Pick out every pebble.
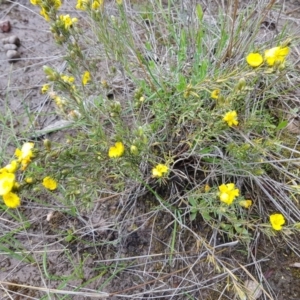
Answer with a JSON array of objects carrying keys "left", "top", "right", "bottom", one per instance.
[
  {"left": 6, "top": 50, "right": 20, "bottom": 62},
  {"left": 244, "top": 280, "right": 262, "bottom": 299},
  {"left": 2, "top": 35, "right": 21, "bottom": 46},
  {"left": 1, "top": 35, "right": 21, "bottom": 63},
  {"left": 0, "top": 20, "right": 11, "bottom": 33},
  {"left": 3, "top": 44, "right": 17, "bottom": 50}
]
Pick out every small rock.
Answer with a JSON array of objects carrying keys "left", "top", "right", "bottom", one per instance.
[
  {"left": 6, "top": 50, "right": 20, "bottom": 62},
  {"left": 2, "top": 35, "right": 20, "bottom": 46},
  {"left": 0, "top": 20, "right": 11, "bottom": 33},
  {"left": 244, "top": 280, "right": 262, "bottom": 299},
  {"left": 3, "top": 44, "right": 17, "bottom": 50}
]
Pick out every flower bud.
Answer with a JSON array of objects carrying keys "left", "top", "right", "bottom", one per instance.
[
  {"left": 130, "top": 145, "right": 138, "bottom": 155},
  {"left": 43, "top": 66, "right": 59, "bottom": 81},
  {"left": 236, "top": 77, "right": 246, "bottom": 91},
  {"left": 25, "top": 177, "right": 33, "bottom": 184},
  {"left": 101, "top": 80, "right": 109, "bottom": 88},
  {"left": 43, "top": 139, "right": 51, "bottom": 151},
  {"left": 137, "top": 126, "right": 144, "bottom": 136},
  {"left": 280, "top": 38, "right": 292, "bottom": 48}
]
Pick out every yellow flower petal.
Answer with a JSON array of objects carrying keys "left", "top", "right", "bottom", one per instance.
[
  {"left": 211, "top": 89, "right": 220, "bottom": 99},
  {"left": 3, "top": 192, "right": 20, "bottom": 208},
  {"left": 82, "top": 71, "right": 91, "bottom": 85},
  {"left": 30, "top": 0, "right": 41, "bottom": 5},
  {"left": 0, "top": 173, "right": 15, "bottom": 196},
  {"left": 3, "top": 160, "right": 19, "bottom": 173},
  {"left": 246, "top": 52, "right": 263, "bottom": 67},
  {"left": 40, "top": 8, "right": 50, "bottom": 21},
  {"left": 264, "top": 46, "right": 289, "bottom": 67},
  {"left": 239, "top": 200, "right": 252, "bottom": 209},
  {"left": 41, "top": 84, "right": 50, "bottom": 94}
]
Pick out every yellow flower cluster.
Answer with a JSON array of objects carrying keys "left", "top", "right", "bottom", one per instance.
[
  {"left": 152, "top": 164, "right": 169, "bottom": 178},
  {"left": 15, "top": 142, "right": 35, "bottom": 170},
  {"left": 246, "top": 46, "right": 289, "bottom": 68},
  {"left": 0, "top": 142, "right": 59, "bottom": 208},
  {"left": 59, "top": 14, "right": 78, "bottom": 30},
  {"left": 218, "top": 183, "right": 239, "bottom": 205},
  {"left": 53, "top": 95, "right": 66, "bottom": 109},
  {"left": 30, "top": 0, "right": 62, "bottom": 21},
  {"left": 0, "top": 142, "right": 35, "bottom": 208},
  {"left": 76, "top": 0, "right": 104, "bottom": 11},
  {"left": 61, "top": 74, "right": 75, "bottom": 84}
]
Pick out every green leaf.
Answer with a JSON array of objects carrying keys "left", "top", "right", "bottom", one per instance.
[
  {"left": 188, "top": 197, "right": 197, "bottom": 207},
  {"left": 196, "top": 4, "right": 203, "bottom": 22},
  {"left": 276, "top": 120, "right": 288, "bottom": 130},
  {"left": 190, "top": 212, "right": 197, "bottom": 221},
  {"left": 202, "top": 211, "right": 211, "bottom": 221}
]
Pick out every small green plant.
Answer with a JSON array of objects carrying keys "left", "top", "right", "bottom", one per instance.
[
  {"left": 1, "top": 0, "right": 300, "bottom": 299},
  {"left": 188, "top": 183, "right": 253, "bottom": 243}
]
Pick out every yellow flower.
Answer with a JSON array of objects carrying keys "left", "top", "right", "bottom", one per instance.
[
  {"left": 40, "top": 8, "right": 50, "bottom": 21},
  {"left": 130, "top": 145, "right": 138, "bottom": 155},
  {"left": 108, "top": 142, "right": 125, "bottom": 158},
  {"left": 76, "top": 0, "right": 89, "bottom": 10},
  {"left": 59, "top": 15, "right": 78, "bottom": 30},
  {"left": 264, "top": 46, "right": 289, "bottom": 66},
  {"left": 15, "top": 142, "right": 34, "bottom": 162},
  {"left": 42, "top": 176, "right": 58, "bottom": 191},
  {"left": 223, "top": 111, "right": 238, "bottom": 127},
  {"left": 15, "top": 142, "right": 34, "bottom": 170},
  {"left": 152, "top": 164, "right": 169, "bottom": 178},
  {"left": 25, "top": 177, "right": 33, "bottom": 184},
  {"left": 82, "top": 71, "right": 91, "bottom": 85},
  {"left": 61, "top": 75, "right": 75, "bottom": 83},
  {"left": 218, "top": 183, "right": 239, "bottom": 205},
  {"left": 41, "top": 84, "right": 49, "bottom": 94},
  {"left": 92, "top": 0, "right": 103, "bottom": 10},
  {"left": 53, "top": 95, "right": 65, "bottom": 108},
  {"left": 2, "top": 160, "right": 19, "bottom": 173},
  {"left": 3, "top": 192, "right": 20, "bottom": 209},
  {"left": 204, "top": 184, "right": 211, "bottom": 193},
  {"left": 53, "top": 0, "right": 62, "bottom": 9},
  {"left": 270, "top": 213, "right": 285, "bottom": 231},
  {"left": 0, "top": 173, "right": 15, "bottom": 196},
  {"left": 239, "top": 200, "right": 252, "bottom": 209},
  {"left": 30, "top": 0, "right": 41, "bottom": 5},
  {"left": 246, "top": 53, "right": 263, "bottom": 67},
  {"left": 211, "top": 89, "right": 220, "bottom": 99}
]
